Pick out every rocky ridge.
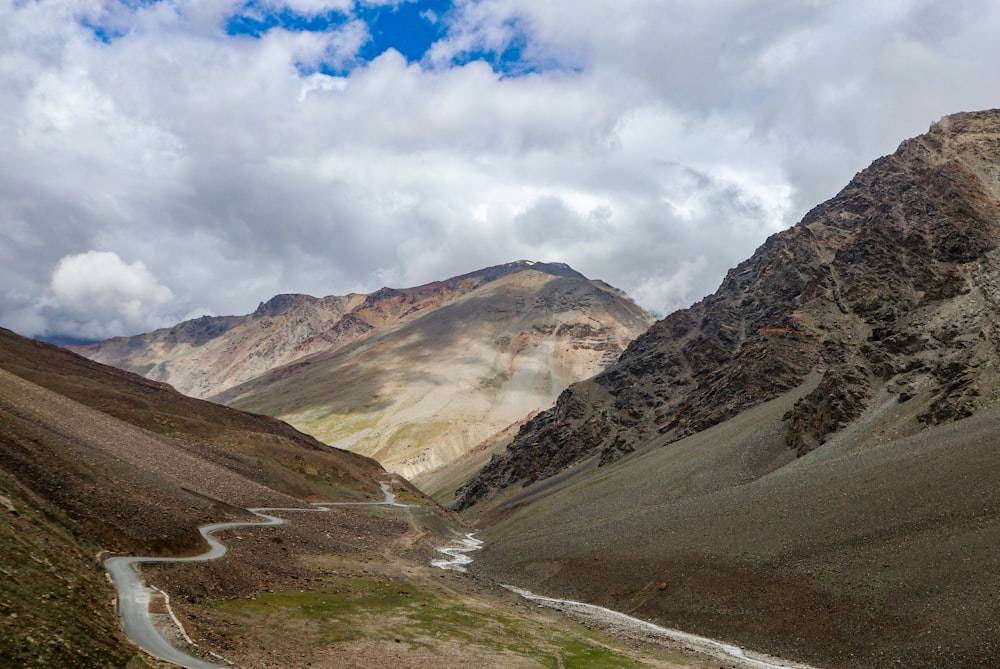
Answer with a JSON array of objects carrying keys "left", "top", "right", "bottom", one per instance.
[
  {"left": 72, "top": 261, "right": 594, "bottom": 400},
  {"left": 456, "top": 109, "right": 1000, "bottom": 508}
]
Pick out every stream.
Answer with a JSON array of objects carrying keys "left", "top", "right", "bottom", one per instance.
[
  {"left": 426, "top": 537, "right": 819, "bottom": 669},
  {"left": 106, "top": 482, "right": 819, "bottom": 669},
  {"left": 429, "top": 532, "right": 483, "bottom": 571},
  {"left": 499, "top": 585, "right": 820, "bottom": 669}
]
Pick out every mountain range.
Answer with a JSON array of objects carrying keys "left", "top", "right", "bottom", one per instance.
[
  {"left": 455, "top": 109, "right": 1000, "bottom": 668},
  {"left": 0, "top": 326, "right": 710, "bottom": 668},
  {"left": 74, "top": 261, "right": 653, "bottom": 480},
  {"left": 6, "top": 109, "right": 1000, "bottom": 669}
]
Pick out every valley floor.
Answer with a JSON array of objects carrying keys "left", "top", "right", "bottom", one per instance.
[{"left": 130, "top": 485, "right": 724, "bottom": 669}]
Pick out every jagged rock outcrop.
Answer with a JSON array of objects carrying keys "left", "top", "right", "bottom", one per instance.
[{"left": 456, "top": 109, "right": 1000, "bottom": 509}]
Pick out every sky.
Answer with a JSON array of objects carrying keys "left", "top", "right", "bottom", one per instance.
[{"left": 3, "top": 0, "right": 1000, "bottom": 341}]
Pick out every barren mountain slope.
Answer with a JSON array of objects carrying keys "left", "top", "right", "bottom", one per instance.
[
  {"left": 0, "top": 464, "right": 151, "bottom": 669},
  {"left": 71, "top": 261, "right": 616, "bottom": 400},
  {"left": 216, "top": 266, "right": 653, "bottom": 480},
  {"left": 72, "top": 293, "right": 366, "bottom": 399},
  {"left": 467, "top": 396, "right": 1000, "bottom": 669},
  {"left": 457, "top": 108, "right": 1000, "bottom": 508},
  {"left": 0, "top": 328, "right": 718, "bottom": 669},
  {"left": 0, "top": 328, "right": 385, "bottom": 666},
  {"left": 451, "top": 109, "right": 1000, "bottom": 669}
]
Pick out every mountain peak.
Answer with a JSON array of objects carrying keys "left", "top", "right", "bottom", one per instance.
[
  {"left": 457, "top": 109, "right": 1000, "bottom": 509},
  {"left": 504, "top": 259, "right": 586, "bottom": 279},
  {"left": 72, "top": 261, "right": 653, "bottom": 481},
  {"left": 253, "top": 293, "right": 317, "bottom": 318}
]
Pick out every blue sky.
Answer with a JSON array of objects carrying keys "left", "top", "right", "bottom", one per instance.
[
  {"left": 4, "top": 0, "right": 1000, "bottom": 340},
  {"left": 87, "top": 0, "right": 540, "bottom": 76},
  {"left": 222, "top": 0, "right": 566, "bottom": 76},
  {"left": 226, "top": 0, "right": 456, "bottom": 72}
]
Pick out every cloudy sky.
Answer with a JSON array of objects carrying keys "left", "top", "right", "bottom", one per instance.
[{"left": 2, "top": 0, "right": 1000, "bottom": 341}]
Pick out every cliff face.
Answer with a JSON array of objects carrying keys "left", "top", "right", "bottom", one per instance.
[{"left": 457, "top": 109, "right": 1000, "bottom": 509}]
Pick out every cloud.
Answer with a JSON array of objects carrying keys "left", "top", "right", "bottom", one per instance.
[
  {"left": 2, "top": 0, "right": 1000, "bottom": 339},
  {"left": 39, "top": 251, "right": 179, "bottom": 340}
]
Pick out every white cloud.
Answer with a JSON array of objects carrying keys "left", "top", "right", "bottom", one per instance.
[
  {"left": 273, "top": 0, "right": 355, "bottom": 15},
  {"left": 51, "top": 250, "right": 174, "bottom": 304},
  {"left": 41, "top": 251, "right": 179, "bottom": 340},
  {"left": 3, "top": 0, "right": 1000, "bottom": 340}
]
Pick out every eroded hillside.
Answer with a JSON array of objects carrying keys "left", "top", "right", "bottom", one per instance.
[
  {"left": 457, "top": 109, "right": 1000, "bottom": 509},
  {"left": 219, "top": 265, "right": 652, "bottom": 480},
  {"left": 76, "top": 261, "right": 653, "bottom": 480},
  {"left": 452, "top": 110, "right": 1000, "bottom": 669}
]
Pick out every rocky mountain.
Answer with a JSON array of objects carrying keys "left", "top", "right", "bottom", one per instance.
[
  {"left": 72, "top": 292, "right": 364, "bottom": 400},
  {"left": 76, "top": 261, "right": 653, "bottom": 481},
  {"left": 214, "top": 262, "right": 653, "bottom": 480},
  {"left": 451, "top": 110, "right": 1000, "bottom": 669},
  {"left": 457, "top": 109, "right": 1000, "bottom": 508}
]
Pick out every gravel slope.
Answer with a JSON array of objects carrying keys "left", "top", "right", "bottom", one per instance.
[{"left": 468, "top": 389, "right": 1000, "bottom": 669}]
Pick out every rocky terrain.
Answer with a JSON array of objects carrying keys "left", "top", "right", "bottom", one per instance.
[
  {"left": 450, "top": 110, "right": 1000, "bottom": 669},
  {"left": 457, "top": 109, "right": 1000, "bottom": 508},
  {"left": 78, "top": 261, "right": 652, "bottom": 480}
]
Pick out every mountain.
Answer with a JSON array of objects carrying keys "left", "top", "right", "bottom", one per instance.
[
  {"left": 71, "top": 294, "right": 363, "bottom": 400},
  {"left": 0, "top": 326, "right": 713, "bottom": 669},
  {"left": 455, "top": 110, "right": 1000, "bottom": 668},
  {"left": 458, "top": 109, "right": 1000, "bottom": 508},
  {"left": 76, "top": 261, "right": 653, "bottom": 481},
  {"left": 0, "top": 327, "right": 387, "bottom": 667}
]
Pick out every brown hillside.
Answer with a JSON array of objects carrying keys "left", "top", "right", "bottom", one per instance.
[
  {"left": 467, "top": 394, "right": 1000, "bottom": 669},
  {"left": 455, "top": 110, "right": 1000, "bottom": 669},
  {"left": 73, "top": 261, "right": 653, "bottom": 480},
  {"left": 0, "top": 327, "right": 387, "bottom": 667},
  {"left": 458, "top": 109, "right": 1000, "bottom": 508},
  {"left": 217, "top": 265, "right": 653, "bottom": 480}
]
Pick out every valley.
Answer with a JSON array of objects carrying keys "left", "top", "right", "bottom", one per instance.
[
  {"left": 0, "top": 327, "right": 721, "bottom": 668},
  {"left": 74, "top": 261, "right": 653, "bottom": 481},
  {"left": 4, "top": 110, "right": 1000, "bottom": 669}
]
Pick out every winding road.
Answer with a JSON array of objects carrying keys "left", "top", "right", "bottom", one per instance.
[
  {"left": 107, "top": 481, "right": 819, "bottom": 669},
  {"left": 104, "top": 482, "right": 407, "bottom": 669}
]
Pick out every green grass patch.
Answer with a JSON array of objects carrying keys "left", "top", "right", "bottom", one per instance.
[
  {"left": 203, "top": 576, "right": 646, "bottom": 667},
  {"left": 303, "top": 411, "right": 380, "bottom": 446}
]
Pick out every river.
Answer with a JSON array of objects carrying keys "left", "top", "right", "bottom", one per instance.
[{"left": 106, "top": 481, "right": 820, "bottom": 669}]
